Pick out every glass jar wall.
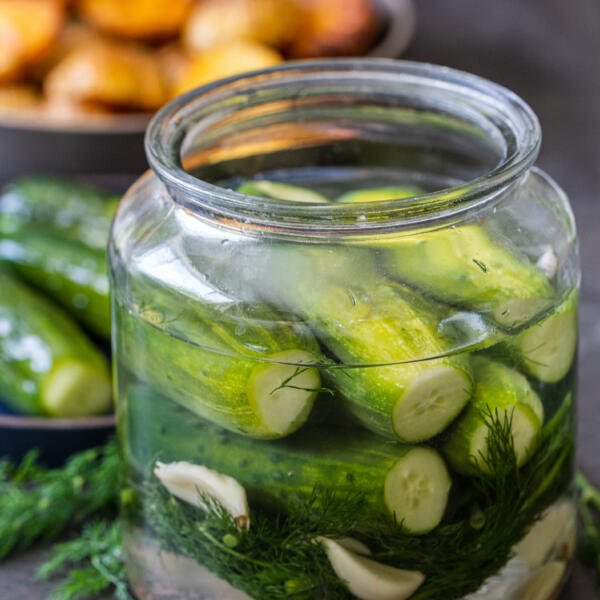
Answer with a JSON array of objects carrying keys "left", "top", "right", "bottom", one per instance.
[{"left": 110, "top": 61, "right": 579, "bottom": 600}]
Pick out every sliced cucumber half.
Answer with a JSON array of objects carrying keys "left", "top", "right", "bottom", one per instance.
[
  {"left": 466, "top": 404, "right": 541, "bottom": 473},
  {"left": 247, "top": 350, "right": 320, "bottom": 437},
  {"left": 392, "top": 365, "right": 472, "bottom": 442},
  {"left": 444, "top": 358, "right": 544, "bottom": 475},
  {"left": 384, "top": 446, "right": 451, "bottom": 534},
  {"left": 516, "top": 291, "right": 578, "bottom": 383},
  {"left": 237, "top": 180, "right": 330, "bottom": 204}
]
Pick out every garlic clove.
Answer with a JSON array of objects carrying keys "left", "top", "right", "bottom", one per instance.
[{"left": 154, "top": 461, "right": 250, "bottom": 528}]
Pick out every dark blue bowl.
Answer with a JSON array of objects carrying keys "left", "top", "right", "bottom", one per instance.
[{"left": 0, "top": 401, "right": 115, "bottom": 467}]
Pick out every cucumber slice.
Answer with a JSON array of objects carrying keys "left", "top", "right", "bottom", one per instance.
[
  {"left": 513, "top": 500, "right": 577, "bottom": 568},
  {"left": 237, "top": 180, "right": 330, "bottom": 204},
  {"left": 154, "top": 461, "right": 250, "bottom": 528},
  {"left": 444, "top": 358, "right": 544, "bottom": 475},
  {"left": 42, "top": 359, "right": 112, "bottom": 417},
  {"left": 319, "top": 537, "right": 425, "bottom": 600},
  {"left": 392, "top": 365, "right": 473, "bottom": 442},
  {"left": 515, "top": 291, "right": 578, "bottom": 383},
  {"left": 335, "top": 186, "right": 425, "bottom": 204},
  {"left": 384, "top": 447, "right": 452, "bottom": 534},
  {"left": 247, "top": 350, "right": 320, "bottom": 437},
  {"left": 516, "top": 561, "right": 566, "bottom": 600}
]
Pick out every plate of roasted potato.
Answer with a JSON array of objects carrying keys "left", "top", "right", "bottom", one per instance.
[{"left": 0, "top": 0, "right": 415, "bottom": 177}]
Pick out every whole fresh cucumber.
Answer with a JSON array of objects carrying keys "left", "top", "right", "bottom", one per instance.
[
  {"left": 0, "top": 271, "right": 112, "bottom": 417},
  {"left": 117, "top": 290, "right": 323, "bottom": 440},
  {"left": 444, "top": 356, "right": 544, "bottom": 475},
  {"left": 0, "top": 229, "right": 110, "bottom": 338},
  {"left": 0, "top": 177, "right": 118, "bottom": 251},
  {"left": 126, "top": 384, "right": 452, "bottom": 534}
]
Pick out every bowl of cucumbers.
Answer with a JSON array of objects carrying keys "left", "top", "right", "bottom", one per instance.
[{"left": 0, "top": 176, "right": 120, "bottom": 465}]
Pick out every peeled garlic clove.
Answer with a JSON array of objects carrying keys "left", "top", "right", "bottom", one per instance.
[
  {"left": 154, "top": 461, "right": 250, "bottom": 528},
  {"left": 537, "top": 247, "right": 558, "bottom": 279},
  {"left": 335, "top": 537, "right": 372, "bottom": 556},
  {"left": 319, "top": 537, "right": 425, "bottom": 600},
  {"left": 516, "top": 561, "right": 567, "bottom": 600},
  {"left": 513, "top": 500, "right": 576, "bottom": 568}
]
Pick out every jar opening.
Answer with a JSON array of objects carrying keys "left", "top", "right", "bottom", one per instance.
[{"left": 146, "top": 60, "right": 540, "bottom": 233}]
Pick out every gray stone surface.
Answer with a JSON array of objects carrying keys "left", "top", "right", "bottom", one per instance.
[{"left": 0, "top": 0, "right": 599, "bottom": 597}]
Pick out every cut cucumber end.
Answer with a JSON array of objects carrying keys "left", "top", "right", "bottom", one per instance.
[
  {"left": 247, "top": 350, "right": 320, "bottom": 438},
  {"left": 237, "top": 180, "right": 330, "bottom": 204},
  {"left": 319, "top": 537, "right": 425, "bottom": 600},
  {"left": 518, "top": 303, "right": 577, "bottom": 383},
  {"left": 41, "top": 359, "right": 112, "bottom": 417},
  {"left": 384, "top": 447, "right": 451, "bottom": 534},
  {"left": 467, "top": 405, "right": 540, "bottom": 474},
  {"left": 335, "top": 186, "right": 425, "bottom": 204},
  {"left": 392, "top": 365, "right": 472, "bottom": 442}
]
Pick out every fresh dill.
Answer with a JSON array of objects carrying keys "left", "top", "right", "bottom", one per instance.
[
  {"left": 38, "top": 520, "right": 131, "bottom": 600},
  {"left": 0, "top": 440, "right": 119, "bottom": 560},
  {"left": 270, "top": 365, "right": 335, "bottom": 397},
  {"left": 142, "top": 404, "right": 574, "bottom": 600},
  {"left": 577, "top": 471, "right": 600, "bottom": 579},
  {"left": 472, "top": 259, "right": 488, "bottom": 273}
]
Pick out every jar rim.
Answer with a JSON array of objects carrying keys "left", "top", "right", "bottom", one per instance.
[{"left": 145, "top": 59, "right": 541, "bottom": 233}]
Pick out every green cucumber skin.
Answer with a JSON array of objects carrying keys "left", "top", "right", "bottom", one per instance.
[
  {"left": 281, "top": 273, "right": 473, "bottom": 441},
  {"left": 117, "top": 293, "right": 322, "bottom": 439},
  {"left": 378, "top": 225, "right": 554, "bottom": 328},
  {"left": 0, "top": 229, "right": 110, "bottom": 339},
  {"left": 0, "top": 271, "right": 110, "bottom": 415},
  {"left": 0, "top": 177, "right": 118, "bottom": 251},
  {"left": 125, "top": 383, "right": 426, "bottom": 522},
  {"left": 444, "top": 357, "right": 543, "bottom": 475}
]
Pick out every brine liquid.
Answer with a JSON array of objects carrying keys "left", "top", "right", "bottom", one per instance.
[
  {"left": 115, "top": 170, "right": 577, "bottom": 600},
  {"left": 117, "top": 303, "right": 576, "bottom": 600}
]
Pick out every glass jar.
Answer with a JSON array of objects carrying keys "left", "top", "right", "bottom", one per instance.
[{"left": 110, "top": 60, "right": 579, "bottom": 600}]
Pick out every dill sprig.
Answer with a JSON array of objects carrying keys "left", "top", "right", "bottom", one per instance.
[
  {"left": 37, "top": 520, "right": 131, "bottom": 600},
  {"left": 0, "top": 439, "right": 119, "bottom": 560},
  {"left": 143, "top": 398, "right": 574, "bottom": 600},
  {"left": 577, "top": 471, "right": 600, "bottom": 578}
]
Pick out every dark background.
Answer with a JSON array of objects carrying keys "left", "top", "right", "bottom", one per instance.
[{"left": 1, "top": 0, "right": 599, "bottom": 597}]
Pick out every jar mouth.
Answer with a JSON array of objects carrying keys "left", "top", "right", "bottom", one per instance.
[{"left": 146, "top": 59, "right": 540, "bottom": 233}]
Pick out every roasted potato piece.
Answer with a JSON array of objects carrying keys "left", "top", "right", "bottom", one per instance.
[
  {"left": 156, "top": 43, "right": 190, "bottom": 91},
  {"left": 0, "top": 84, "right": 41, "bottom": 112},
  {"left": 45, "top": 41, "right": 167, "bottom": 111},
  {"left": 78, "top": 0, "right": 193, "bottom": 40},
  {"left": 287, "top": 0, "right": 381, "bottom": 58},
  {"left": 183, "top": 0, "right": 299, "bottom": 52},
  {"left": 0, "top": 0, "right": 64, "bottom": 82},
  {"left": 173, "top": 40, "right": 283, "bottom": 97}
]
